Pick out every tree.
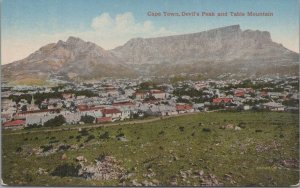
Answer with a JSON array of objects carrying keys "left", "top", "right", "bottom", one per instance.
[
  {"left": 21, "top": 105, "right": 27, "bottom": 112},
  {"left": 44, "top": 115, "right": 66, "bottom": 127},
  {"left": 80, "top": 115, "right": 95, "bottom": 124}
]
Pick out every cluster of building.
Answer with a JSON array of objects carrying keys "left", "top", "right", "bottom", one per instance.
[{"left": 1, "top": 75, "right": 299, "bottom": 129}]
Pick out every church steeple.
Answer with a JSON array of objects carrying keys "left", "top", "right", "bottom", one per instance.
[{"left": 31, "top": 94, "right": 35, "bottom": 106}]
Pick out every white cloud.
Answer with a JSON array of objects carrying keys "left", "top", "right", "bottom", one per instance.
[
  {"left": 91, "top": 13, "right": 113, "bottom": 30},
  {"left": 89, "top": 12, "right": 172, "bottom": 43}
]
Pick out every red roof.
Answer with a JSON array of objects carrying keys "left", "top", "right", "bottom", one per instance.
[
  {"left": 176, "top": 104, "right": 193, "bottom": 111},
  {"left": 77, "top": 104, "right": 89, "bottom": 111},
  {"left": 96, "top": 117, "right": 112, "bottom": 123},
  {"left": 135, "top": 92, "right": 146, "bottom": 96},
  {"left": 3, "top": 120, "right": 25, "bottom": 127},
  {"left": 112, "top": 101, "right": 135, "bottom": 106},
  {"left": 151, "top": 90, "right": 164, "bottom": 94},
  {"left": 17, "top": 109, "right": 59, "bottom": 115},
  {"left": 213, "top": 98, "right": 233, "bottom": 103},
  {"left": 89, "top": 106, "right": 105, "bottom": 110},
  {"left": 101, "top": 108, "right": 121, "bottom": 114},
  {"left": 142, "top": 99, "right": 160, "bottom": 104},
  {"left": 234, "top": 91, "right": 245, "bottom": 97}
]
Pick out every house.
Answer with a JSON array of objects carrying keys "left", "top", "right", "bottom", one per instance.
[
  {"left": 176, "top": 104, "right": 194, "bottom": 113},
  {"left": 134, "top": 92, "right": 147, "bottom": 100},
  {"left": 3, "top": 120, "right": 25, "bottom": 129},
  {"left": 118, "top": 107, "right": 132, "bottom": 120},
  {"left": 158, "top": 105, "right": 177, "bottom": 116},
  {"left": 76, "top": 95, "right": 86, "bottom": 100},
  {"left": 150, "top": 90, "right": 166, "bottom": 99},
  {"left": 193, "top": 103, "right": 206, "bottom": 111},
  {"left": 96, "top": 117, "right": 112, "bottom": 123},
  {"left": 105, "top": 88, "right": 119, "bottom": 97},
  {"left": 77, "top": 104, "right": 89, "bottom": 111},
  {"left": 112, "top": 101, "right": 135, "bottom": 107},
  {"left": 15, "top": 109, "right": 60, "bottom": 119},
  {"left": 62, "top": 93, "right": 73, "bottom": 100},
  {"left": 101, "top": 108, "right": 122, "bottom": 120},
  {"left": 262, "top": 102, "right": 285, "bottom": 111},
  {"left": 212, "top": 98, "right": 233, "bottom": 105},
  {"left": 234, "top": 90, "right": 245, "bottom": 97}
]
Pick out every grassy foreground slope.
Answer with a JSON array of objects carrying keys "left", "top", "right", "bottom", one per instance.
[{"left": 2, "top": 112, "right": 299, "bottom": 186}]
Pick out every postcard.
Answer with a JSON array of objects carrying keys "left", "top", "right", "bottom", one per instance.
[{"left": 1, "top": 0, "right": 299, "bottom": 186}]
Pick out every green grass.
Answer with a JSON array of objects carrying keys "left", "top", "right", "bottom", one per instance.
[{"left": 2, "top": 111, "right": 299, "bottom": 186}]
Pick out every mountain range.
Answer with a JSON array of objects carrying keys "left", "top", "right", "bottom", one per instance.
[{"left": 2, "top": 25, "right": 299, "bottom": 84}]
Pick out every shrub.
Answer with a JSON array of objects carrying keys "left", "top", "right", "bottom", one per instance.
[
  {"left": 49, "top": 140, "right": 59, "bottom": 144},
  {"left": 76, "top": 135, "right": 82, "bottom": 139},
  {"left": 96, "top": 153, "right": 110, "bottom": 162},
  {"left": 58, "top": 145, "right": 71, "bottom": 151},
  {"left": 159, "top": 130, "right": 165, "bottom": 135},
  {"left": 51, "top": 163, "right": 80, "bottom": 177},
  {"left": 85, "top": 135, "right": 95, "bottom": 143},
  {"left": 179, "top": 126, "right": 184, "bottom": 132},
  {"left": 80, "top": 115, "right": 95, "bottom": 124},
  {"left": 99, "top": 131, "right": 109, "bottom": 139},
  {"left": 255, "top": 129, "right": 263, "bottom": 133},
  {"left": 80, "top": 129, "right": 89, "bottom": 136},
  {"left": 116, "top": 133, "right": 125, "bottom": 138},
  {"left": 69, "top": 136, "right": 74, "bottom": 139},
  {"left": 40, "top": 145, "right": 53, "bottom": 152},
  {"left": 25, "top": 123, "right": 42, "bottom": 129},
  {"left": 238, "top": 122, "right": 246, "bottom": 128},
  {"left": 44, "top": 115, "right": 66, "bottom": 127},
  {"left": 16, "top": 147, "right": 22, "bottom": 153},
  {"left": 202, "top": 128, "right": 211, "bottom": 132}
]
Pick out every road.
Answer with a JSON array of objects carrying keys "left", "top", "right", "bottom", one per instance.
[{"left": 2, "top": 111, "right": 209, "bottom": 136}]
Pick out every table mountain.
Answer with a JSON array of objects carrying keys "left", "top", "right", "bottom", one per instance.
[{"left": 112, "top": 25, "right": 298, "bottom": 64}]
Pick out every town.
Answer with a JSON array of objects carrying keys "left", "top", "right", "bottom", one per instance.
[{"left": 1, "top": 75, "right": 299, "bottom": 129}]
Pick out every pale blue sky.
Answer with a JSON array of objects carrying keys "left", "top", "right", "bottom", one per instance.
[{"left": 2, "top": 0, "right": 299, "bottom": 64}]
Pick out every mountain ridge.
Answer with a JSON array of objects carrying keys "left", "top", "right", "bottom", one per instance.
[{"left": 2, "top": 25, "right": 299, "bottom": 84}]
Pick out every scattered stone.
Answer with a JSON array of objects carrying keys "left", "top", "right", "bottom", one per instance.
[
  {"left": 152, "top": 179, "right": 159, "bottom": 185},
  {"left": 78, "top": 156, "right": 125, "bottom": 180},
  {"left": 142, "top": 180, "right": 155, "bottom": 186},
  {"left": 131, "top": 179, "right": 142, "bottom": 186},
  {"left": 76, "top": 156, "right": 87, "bottom": 162},
  {"left": 234, "top": 126, "right": 241, "bottom": 131},
  {"left": 173, "top": 155, "right": 179, "bottom": 161},
  {"left": 61, "top": 153, "right": 67, "bottom": 160},
  {"left": 117, "top": 136, "right": 128, "bottom": 142},
  {"left": 220, "top": 124, "right": 235, "bottom": 130},
  {"left": 255, "top": 141, "right": 281, "bottom": 153},
  {"left": 37, "top": 167, "right": 48, "bottom": 175},
  {"left": 281, "top": 159, "right": 299, "bottom": 168}
]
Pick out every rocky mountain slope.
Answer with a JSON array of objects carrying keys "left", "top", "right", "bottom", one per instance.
[
  {"left": 2, "top": 37, "right": 136, "bottom": 83},
  {"left": 112, "top": 25, "right": 298, "bottom": 65},
  {"left": 2, "top": 25, "right": 298, "bottom": 84}
]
